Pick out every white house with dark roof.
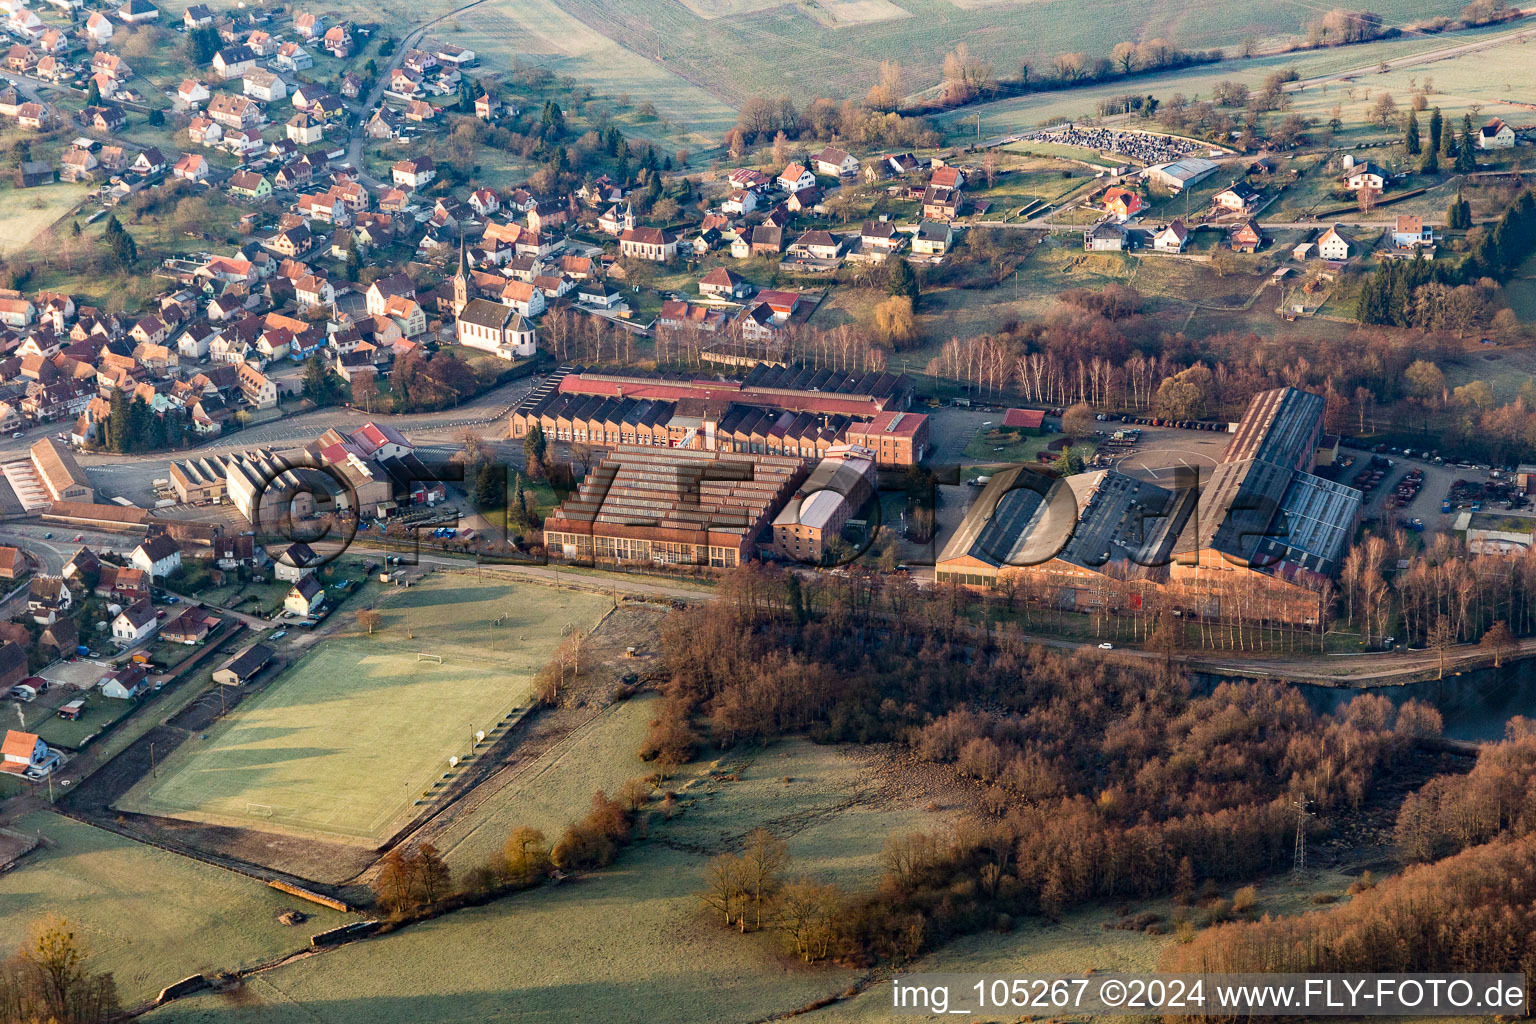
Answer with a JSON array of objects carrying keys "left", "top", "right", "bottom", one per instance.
[
  {"left": 274, "top": 540, "right": 318, "bottom": 582},
  {"left": 284, "top": 574, "right": 325, "bottom": 616},
  {"left": 1478, "top": 117, "right": 1515, "bottom": 150},
  {"left": 111, "top": 599, "right": 158, "bottom": 644},
  {"left": 131, "top": 534, "right": 181, "bottom": 577}
]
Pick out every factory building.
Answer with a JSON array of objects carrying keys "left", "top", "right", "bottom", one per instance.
[
  {"left": 509, "top": 364, "right": 928, "bottom": 466},
  {"left": 542, "top": 446, "right": 807, "bottom": 569},
  {"left": 937, "top": 387, "right": 1361, "bottom": 625}
]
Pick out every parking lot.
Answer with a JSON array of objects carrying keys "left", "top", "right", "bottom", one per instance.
[{"left": 1340, "top": 445, "right": 1520, "bottom": 540}]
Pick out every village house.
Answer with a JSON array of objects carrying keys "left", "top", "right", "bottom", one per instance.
[
  {"left": 27, "top": 576, "right": 71, "bottom": 624},
  {"left": 1, "top": 729, "right": 57, "bottom": 777},
  {"left": 1213, "top": 180, "right": 1260, "bottom": 213},
  {"left": 131, "top": 534, "right": 182, "bottom": 577},
  {"left": 273, "top": 541, "right": 318, "bottom": 582},
  {"left": 810, "top": 145, "right": 858, "bottom": 177},
  {"left": 84, "top": 104, "right": 126, "bottom": 133},
  {"left": 117, "top": 0, "right": 159, "bottom": 21},
  {"left": 1477, "top": 117, "right": 1516, "bottom": 149},
  {"left": 236, "top": 361, "right": 277, "bottom": 407},
  {"left": 244, "top": 68, "right": 286, "bottom": 103},
  {"left": 921, "top": 186, "right": 961, "bottom": 220},
  {"left": 284, "top": 574, "right": 326, "bottom": 616},
  {"left": 792, "top": 229, "right": 842, "bottom": 260},
  {"left": 392, "top": 155, "right": 435, "bottom": 190},
  {"left": 1341, "top": 160, "right": 1391, "bottom": 192},
  {"left": 99, "top": 664, "right": 149, "bottom": 699},
  {"left": 1317, "top": 224, "right": 1354, "bottom": 262},
  {"left": 699, "top": 267, "right": 751, "bottom": 300},
  {"left": 84, "top": 10, "right": 113, "bottom": 43},
  {"left": 212, "top": 45, "right": 257, "bottom": 80},
  {"left": 911, "top": 220, "right": 953, "bottom": 256},
  {"left": 597, "top": 203, "right": 634, "bottom": 236},
  {"left": 1227, "top": 219, "right": 1263, "bottom": 253},
  {"left": 132, "top": 146, "right": 167, "bottom": 175},
  {"left": 208, "top": 92, "right": 262, "bottom": 129},
  {"left": 1152, "top": 219, "right": 1189, "bottom": 253},
  {"left": 173, "top": 152, "right": 210, "bottom": 183},
  {"left": 176, "top": 78, "right": 210, "bottom": 107},
  {"left": 1084, "top": 220, "right": 1128, "bottom": 252},
  {"left": 111, "top": 598, "right": 158, "bottom": 645},
  {"left": 778, "top": 163, "right": 816, "bottom": 193},
  {"left": 1100, "top": 186, "right": 1143, "bottom": 221},
  {"left": 188, "top": 114, "right": 222, "bottom": 146},
  {"left": 1393, "top": 214, "right": 1433, "bottom": 249},
  {"left": 227, "top": 169, "right": 270, "bottom": 199},
  {"left": 274, "top": 41, "right": 312, "bottom": 71},
  {"left": 162, "top": 605, "right": 217, "bottom": 644}
]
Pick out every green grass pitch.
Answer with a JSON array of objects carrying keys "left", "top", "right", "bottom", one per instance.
[{"left": 115, "top": 577, "right": 612, "bottom": 845}]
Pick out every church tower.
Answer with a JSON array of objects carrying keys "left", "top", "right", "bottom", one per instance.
[
  {"left": 453, "top": 237, "right": 469, "bottom": 316},
  {"left": 622, "top": 202, "right": 635, "bottom": 232}
]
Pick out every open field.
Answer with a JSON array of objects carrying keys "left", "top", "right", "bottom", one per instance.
[
  {"left": 116, "top": 577, "right": 611, "bottom": 845},
  {"left": 547, "top": 0, "right": 1480, "bottom": 110},
  {"left": 0, "top": 182, "right": 89, "bottom": 257},
  {"left": 936, "top": 21, "right": 1536, "bottom": 139},
  {"left": 0, "top": 811, "right": 348, "bottom": 1005},
  {"left": 434, "top": 694, "right": 658, "bottom": 868},
  {"left": 451, "top": 0, "right": 739, "bottom": 147},
  {"left": 143, "top": 739, "right": 958, "bottom": 1023}
]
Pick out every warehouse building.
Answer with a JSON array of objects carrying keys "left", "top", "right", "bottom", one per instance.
[
  {"left": 936, "top": 466, "right": 1194, "bottom": 605},
  {"left": 30, "top": 438, "right": 93, "bottom": 503},
  {"left": 543, "top": 445, "right": 807, "bottom": 569},
  {"left": 936, "top": 387, "right": 1360, "bottom": 625},
  {"left": 1166, "top": 386, "right": 1361, "bottom": 622}
]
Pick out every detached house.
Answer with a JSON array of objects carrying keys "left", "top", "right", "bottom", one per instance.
[
  {"left": 284, "top": 575, "right": 326, "bottom": 616},
  {"left": 274, "top": 41, "right": 312, "bottom": 71},
  {"left": 1212, "top": 180, "right": 1260, "bottom": 213},
  {"left": 111, "top": 599, "right": 158, "bottom": 645},
  {"left": 173, "top": 152, "right": 210, "bottom": 183},
  {"left": 778, "top": 163, "right": 815, "bottom": 193},
  {"left": 212, "top": 45, "right": 257, "bottom": 80},
  {"left": 1317, "top": 224, "right": 1354, "bottom": 262},
  {"left": 84, "top": 10, "right": 113, "bottom": 43},
  {"left": 1152, "top": 219, "right": 1189, "bottom": 253},
  {"left": 131, "top": 534, "right": 182, "bottom": 577},
  {"left": 392, "top": 156, "right": 434, "bottom": 190},
  {"left": 1477, "top": 117, "right": 1515, "bottom": 150},
  {"left": 208, "top": 92, "right": 262, "bottom": 129},
  {"left": 244, "top": 68, "right": 286, "bottom": 103},
  {"left": 1393, "top": 214, "right": 1433, "bottom": 249},
  {"left": 810, "top": 146, "right": 858, "bottom": 177},
  {"left": 1341, "top": 161, "right": 1390, "bottom": 192},
  {"left": 911, "top": 220, "right": 953, "bottom": 256},
  {"left": 699, "top": 266, "right": 751, "bottom": 300},
  {"left": 1227, "top": 219, "right": 1263, "bottom": 253}
]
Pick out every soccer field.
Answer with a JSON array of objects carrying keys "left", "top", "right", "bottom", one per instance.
[{"left": 116, "top": 577, "right": 611, "bottom": 845}]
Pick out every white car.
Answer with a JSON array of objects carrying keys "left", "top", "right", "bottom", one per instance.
[{"left": 1097, "top": 642, "right": 1114, "bottom": 650}]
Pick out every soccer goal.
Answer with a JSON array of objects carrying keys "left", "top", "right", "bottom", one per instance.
[
  {"left": 416, "top": 652, "right": 444, "bottom": 664},
  {"left": 246, "top": 803, "right": 274, "bottom": 818}
]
